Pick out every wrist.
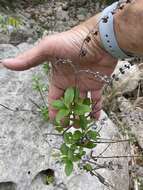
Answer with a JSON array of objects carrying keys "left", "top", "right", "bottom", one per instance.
[
  {"left": 80, "top": 4, "right": 128, "bottom": 60},
  {"left": 114, "top": 0, "right": 143, "bottom": 56},
  {"left": 82, "top": 13, "right": 117, "bottom": 60}
]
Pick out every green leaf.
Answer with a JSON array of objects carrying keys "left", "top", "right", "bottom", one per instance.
[
  {"left": 52, "top": 100, "right": 65, "bottom": 110},
  {"left": 86, "top": 130, "right": 98, "bottom": 140},
  {"left": 70, "top": 144, "right": 77, "bottom": 151},
  {"left": 56, "top": 109, "right": 70, "bottom": 123},
  {"left": 83, "top": 98, "right": 91, "bottom": 106},
  {"left": 40, "top": 106, "right": 49, "bottom": 121},
  {"left": 83, "top": 164, "right": 93, "bottom": 172},
  {"left": 83, "top": 141, "right": 97, "bottom": 149},
  {"left": 79, "top": 147, "right": 86, "bottom": 156},
  {"left": 68, "top": 148, "right": 74, "bottom": 160},
  {"left": 60, "top": 143, "right": 69, "bottom": 155},
  {"left": 43, "top": 63, "right": 50, "bottom": 73},
  {"left": 73, "top": 130, "right": 82, "bottom": 141},
  {"left": 65, "top": 160, "right": 73, "bottom": 176},
  {"left": 79, "top": 116, "right": 88, "bottom": 129},
  {"left": 64, "top": 87, "right": 74, "bottom": 107},
  {"left": 61, "top": 156, "right": 68, "bottom": 163},
  {"left": 55, "top": 126, "right": 64, "bottom": 132},
  {"left": 74, "top": 104, "right": 91, "bottom": 115},
  {"left": 63, "top": 132, "right": 73, "bottom": 144},
  {"left": 78, "top": 98, "right": 84, "bottom": 104},
  {"left": 73, "top": 154, "right": 81, "bottom": 161}
]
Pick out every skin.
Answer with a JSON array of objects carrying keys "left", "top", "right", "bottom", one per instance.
[{"left": 1, "top": 0, "right": 143, "bottom": 121}]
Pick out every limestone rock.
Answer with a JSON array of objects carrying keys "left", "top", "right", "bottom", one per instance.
[
  {"left": 62, "top": 2, "right": 69, "bottom": 11},
  {"left": 0, "top": 33, "right": 10, "bottom": 44},
  {"left": 118, "top": 96, "right": 143, "bottom": 149},
  {"left": 112, "top": 60, "right": 141, "bottom": 93}
]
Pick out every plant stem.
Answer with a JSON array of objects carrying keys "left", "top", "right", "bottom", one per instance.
[{"left": 92, "top": 155, "right": 143, "bottom": 159}]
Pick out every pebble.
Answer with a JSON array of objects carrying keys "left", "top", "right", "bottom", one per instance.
[
  {"left": 77, "top": 14, "right": 86, "bottom": 21},
  {"left": 62, "top": 2, "right": 69, "bottom": 11}
]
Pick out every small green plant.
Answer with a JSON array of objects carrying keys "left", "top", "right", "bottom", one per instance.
[
  {"left": 52, "top": 87, "right": 99, "bottom": 176},
  {"left": 31, "top": 75, "right": 100, "bottom": 176},
  {"left": 0, "top": 14, "right": 21, "bottom": 33},
  {"left": 46, "top": 174, "right": 55, "bottom": 185},
  {"left": 42, "top": 62, "right": 50, "bottom": 74},
  {"left": 32, "top": 75, "right": 48, "bottom": 121},
  {"left": 138, "top": 178, "right": 143, "bottom": 190},
  {"left": 39, "top": 106, "right": 49, "bottom": 121},
  {"left": 32, "top": 75, "right": 48, "bottom": 92}
]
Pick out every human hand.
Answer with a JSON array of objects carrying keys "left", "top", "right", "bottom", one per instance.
[{"left": 1, "top": 14, "right": 117, "bottom": 121}]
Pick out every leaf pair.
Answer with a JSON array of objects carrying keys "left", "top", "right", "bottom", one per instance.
[
  {"left": 74, "top": 104, "right": 91, "bottom": 115},
  {"left": 52, "top": 88, "right": 75, "bottom": 124}
]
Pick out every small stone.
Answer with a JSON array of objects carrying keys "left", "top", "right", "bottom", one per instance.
[
  {"left": 77, "top": 0, "right": 87, "bottom": 6},
  {"left": 62, "top": 17, "right": 67, "bottom": 22},
  {"left": 77, "top": 14, "right": 86, "bottom": 21},
  {"left": 56, "top": 7, "right": 69, "bottom": 21},
  {"left": 0, "top": 33, "right": 10, "bottom": 44},
  {"left": 46, "top": 9, "right": 53, "bottom": 17},
  {"left": 62, "top": 3, "right": 69, "bottom": 11},
  {"left": 69, "top": 20, "right": 78, "bottom": 27}
]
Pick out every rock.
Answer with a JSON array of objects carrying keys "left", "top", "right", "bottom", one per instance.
[
  {"left": 117, "top": 96, "right": 143, "bottom": 149},
  {"left": 112, "top": 60, "right": 141, "bottom": 93},
  {"left": 17, "top": 42, "right": 34, "bottom": 52},
  {"left": 0, "top": 33, "right": 10, "bottom": 44},
  {"left": 77, "top": 7, "right": 87, "bottom": 15},
  {"left": 70, "top": 0, "right": 87, "bottom": 7},
  {"left": 69, "top": 20, "right": 78, "bottom": 27},
  {"left": 0, "top": 182, "right": 16, "bottom": 190},
  {"left": 0, "top": 44, "right": 130, "bottom": 190},
  {"left": 76, "top": 8, "right": 88, "bottom": 21},
  {"left": 77, "top": 14, "right": 86, "bottom": 21},
  {"left": 77, "top": 0, "right": 87, "bottom": 6},
  {"left": 0, "top": 44, "right": 19, "bottom": 59},
  {"left": 9, "top": 28, "right": 34, "bottom": 46},
  {"left": 62, "top": 2, "right": 69, "bottom": 11},
  {"left": 56, "top": 7, "right": 69, "bottom": 21},
  {"left": 0, "top": 43, "right": 51, "bottom": 190},
  {"left": 46, "top": 9, "right": 53, "bottom": 17}
]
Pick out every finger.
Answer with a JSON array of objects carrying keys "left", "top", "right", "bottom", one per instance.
[
  {"left": 79, "top": 91, "right": 87, "bottom": 99},
  {"left": 1, "top": 32, "right": 71, "bottom": 71},
  {"left": 48, "top": 84, "right": 64, "bottom": 121},
  {"left": 91, "top": 90, "right": 102, "bottom": 120}
]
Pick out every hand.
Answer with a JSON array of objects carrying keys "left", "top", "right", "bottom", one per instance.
[{"left": 1, "top": 14, "right": 117, "bottom": 121}]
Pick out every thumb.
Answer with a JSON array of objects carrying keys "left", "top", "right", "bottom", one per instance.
[{"left": 1, "top": 32, "right": 73, "bottom": 71}]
